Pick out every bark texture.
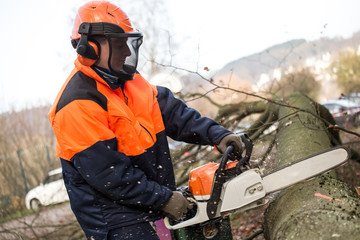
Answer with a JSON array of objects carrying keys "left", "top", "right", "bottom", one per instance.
[{"left": 263, "top": 93, "right": 360, "bottom": 239}]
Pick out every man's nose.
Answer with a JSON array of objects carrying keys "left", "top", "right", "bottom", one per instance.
[{"left": 124, "top": 44, "right": 131, "bottom": 57}]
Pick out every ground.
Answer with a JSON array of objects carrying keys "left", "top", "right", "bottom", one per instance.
[{"left": 231, "top": 208, "right": 266, "bottom": 240}]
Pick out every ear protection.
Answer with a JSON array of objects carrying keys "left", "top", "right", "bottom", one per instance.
[
  {"left": 71, "top": 22, "right": 100, "bottom": 66},
  {"left": 76, "top": 41, "right": 99, "bottom": 66}
]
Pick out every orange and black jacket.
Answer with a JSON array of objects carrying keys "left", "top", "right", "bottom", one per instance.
[{"left": 48, "top": 59, "right": 230, "bottom": 239}]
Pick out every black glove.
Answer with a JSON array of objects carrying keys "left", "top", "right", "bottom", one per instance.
[
  {"left": 217, "top": 134, "right": 244, "bottom": 159},
  {"left": 161, "top": 191, "right": 193, "bottom": 220}
]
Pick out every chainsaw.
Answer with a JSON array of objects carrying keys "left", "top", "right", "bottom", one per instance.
[{"left": 164, "top": 134, "right": 349, "bottom": 231}]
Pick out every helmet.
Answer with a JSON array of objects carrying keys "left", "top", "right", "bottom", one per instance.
[{"left": 71, "top": 1, "right": 143, "bottom": 80}]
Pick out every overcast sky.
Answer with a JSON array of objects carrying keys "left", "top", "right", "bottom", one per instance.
[{"left": 1, "top": 0, "right": 360, "bottom": 112}]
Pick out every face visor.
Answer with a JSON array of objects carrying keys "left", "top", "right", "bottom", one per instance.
[
  {"left": 106, "top": 32, "right": 143, "bottom": 80},
  {"left": 76, "top": 22, "right": 143, "bottom": 80}
]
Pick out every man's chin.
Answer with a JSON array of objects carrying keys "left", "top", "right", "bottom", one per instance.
[{"left": 112, "top": 64, "right": 125, "bottom": 72}]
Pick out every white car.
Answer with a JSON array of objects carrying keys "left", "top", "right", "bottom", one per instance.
[
  {"left": 322, "top": 99, "right": 360, "bottom": 126},
  {"left": 322, "top": 99, "right": 360, "bottom": 117},
  {"left": 25, "top": 168, "right": 69, "bottom": 210}
]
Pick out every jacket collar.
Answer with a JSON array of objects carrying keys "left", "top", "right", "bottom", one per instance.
[
  {"left": 74, "top": 59, "right": 126, "bottom": 90},
  {"left": 91, "top": 66, "right": 124, "bottom": 90}
]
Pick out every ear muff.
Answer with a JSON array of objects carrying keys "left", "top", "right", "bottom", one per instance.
[
  {"left": 74, "top": 22, "right": 100, "bottom": 66},
  {"left": 77, "top": 41, "right": 99, "bottom": 66}
]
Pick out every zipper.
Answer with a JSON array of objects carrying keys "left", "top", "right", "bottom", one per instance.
[
  {"left": 123, "top": 93, "right": 128, "bottom": 105},
  {"left": 120, "top": 82, "right": 153, "bottom": 142},
  {"left": 120, "top": 83, "right": 128, "bottom": 105},
  {"left": 140, "top": 123, "right": 155, "bottom": 142}
]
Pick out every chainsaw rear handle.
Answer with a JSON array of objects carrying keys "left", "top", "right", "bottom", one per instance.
[{"left": 164, "top": 201, "right": 214, "bottom": 230}]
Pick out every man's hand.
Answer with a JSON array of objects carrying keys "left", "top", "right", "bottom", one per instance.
[
  {"left": 217, "top": 134, "right": 244, "bottom": 159},
  {"left": 161, "top": 191, "right": 193, "bottom": 220}
]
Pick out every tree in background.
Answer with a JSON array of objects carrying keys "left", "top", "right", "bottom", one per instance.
[
  {"left": 268, "top": 67, "right": 321, "bottom": 101},
  {"left": 0, "top": 106, "right": 58, "bottom": 215},
  {"left": 118, "top": 0, "right": 176, "bottom": 78},
  {"left": 330, "top": 49, "right": 360, "bottom": 94}
]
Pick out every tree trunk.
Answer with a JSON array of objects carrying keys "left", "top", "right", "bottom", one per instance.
[{"left": 263, "top": 93, "right": 360, "bottom": 239}]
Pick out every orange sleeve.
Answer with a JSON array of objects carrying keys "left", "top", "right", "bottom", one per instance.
[{"left": 53, "top": 99, "right": 115, "bottom": 160}]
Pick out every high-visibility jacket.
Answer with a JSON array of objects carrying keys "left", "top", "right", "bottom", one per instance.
[{"left": 48, "top": 59, "right": 231, "bottom": 239}]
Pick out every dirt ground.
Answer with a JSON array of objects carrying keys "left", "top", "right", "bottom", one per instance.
[{"left": 0, "top": 203, "right": 84, "bottom": 240}]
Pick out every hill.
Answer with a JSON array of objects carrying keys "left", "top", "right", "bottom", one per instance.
[{"left": 214, "top": 31, "right": 360, "bottom": 86}]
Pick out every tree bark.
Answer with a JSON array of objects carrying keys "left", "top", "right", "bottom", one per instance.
[{"left": 263, "top": 93, "right": 360, "bottom": 239}]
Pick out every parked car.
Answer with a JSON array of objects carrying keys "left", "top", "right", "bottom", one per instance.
[
  {"left": 25, "top": 168, "right": 69, "bottom": 210},
  {"left": 321, "top": 99, "right": 360, "bottom": 126},
  {"left": 341, "top": 92, "right": 360, "bottom": 105}
]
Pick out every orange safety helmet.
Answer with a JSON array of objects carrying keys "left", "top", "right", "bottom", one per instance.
[{"left": 71, "top": 1, "right": 143, "bottom": 80}]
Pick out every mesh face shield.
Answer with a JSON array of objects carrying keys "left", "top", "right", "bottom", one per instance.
[{"left": 107, "top": 33, "right": 143, "bottom": 80}]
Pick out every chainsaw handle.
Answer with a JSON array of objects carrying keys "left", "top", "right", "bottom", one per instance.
[
  {"left": 206, "top": 145, "right": 234, "bottom": 219},
  {"left": 164, "top": 201, "right": 214, "bottom": 230},
  {"left": 218, "top": 145, "right": 234, "bottom": 171},
  {"left": 220, "top": 133, "right": 253, "bottom": 167},
  {"left": 236, "top": 133, "right": 253, "bottom": 167},
  {"left": 207, "top": 134, "right": 253, "bottom": 219}
]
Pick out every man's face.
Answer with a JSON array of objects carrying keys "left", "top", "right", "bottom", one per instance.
[
  {"left": 109, "top": 37, "right": 131, "bottom": 72},
  {"left": 94, "top": 36, "right": 131, "bottom": 72}
]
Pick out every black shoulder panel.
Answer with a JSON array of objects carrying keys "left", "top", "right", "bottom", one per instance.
[{"left": 56, "top": 71, "right": 108, "bottom": 113}]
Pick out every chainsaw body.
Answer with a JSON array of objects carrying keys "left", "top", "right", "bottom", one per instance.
[
  {"left": 164, "top": 134, "right": 262, "bottom": 229},
  {"left": 164, "top": 134, "right": 349, "bottom": 230},
  {"left": 165, "top": 168, "right": 266, "bottom": 229}
]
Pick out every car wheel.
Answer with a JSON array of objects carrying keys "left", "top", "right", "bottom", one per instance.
[{"left": 30, "top": 198, "right": 42, "bottom": 210}]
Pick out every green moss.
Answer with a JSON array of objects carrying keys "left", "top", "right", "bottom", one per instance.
[{"left": 263, "top": 93, "right": 360, "bottom": 239}]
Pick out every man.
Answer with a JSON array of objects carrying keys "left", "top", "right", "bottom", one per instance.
[{"left": 48, "top": 1, "right": 243, "bottom": 239}]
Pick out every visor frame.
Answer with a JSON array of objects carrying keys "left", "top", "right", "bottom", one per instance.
[{"left": 105, "top": 32, "right": 143, "bottom": 38}]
